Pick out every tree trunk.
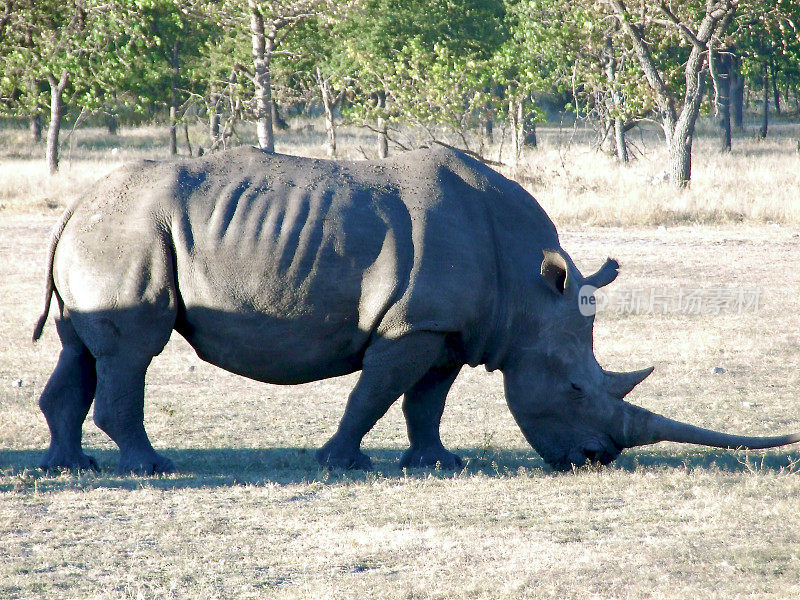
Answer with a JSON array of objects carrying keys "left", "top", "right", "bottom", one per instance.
[
  {"left": 668, "top": 134, "right": 692, "bottom": 188},
  {"left": 106, "top": 91, "right": 118, "bottom": 135},
  {"left": 210, "top": 110, "right": 220, "bottom": 140},
  {"left": 169, "top": 104, "right": 178, "bottom": 155},
  {"left": 509, "top": 96, "right": 534, "bottom": 160},
  {"left": 30, "top": 113, "right": 42, "bottom": 142},
  {"left": 169, "top": 41, "right": 179, "bottom": 155},
  {"left": 514, "top": 99, "right": 524, "bottom": 159},
  {"left": 46, "top": 72, "right": 68, "bottom": 175},
  {"left": 376, "top": 92, "right": 388, "bottom": 159},
  {"left": 272, "top": 102, "right": 289, "bottom": 130},
  {"left": 209, "top": 93, "right": 221, "bottom": 142},
  {"left": 667, "top": 68, "right": 706, "bottom": 188},
  {"left": 249, "top": 1, "right": 275, "bottom": 153},
  {"left": 770, "top": 57, "right": 781, "bottom": 116},
  {"left": 183, "top": 121, "right": 193, "bottom": 157},
  {"left": 508, "top": 99, "right": 520, "bottom": 160},
  {"left": 614, "top": 118, "right": 628, "bottom": 162},
  {"left": 712, "top": 51, "right": 732, "bottom": 152},
  {"left": 759, "top": 62, "right": 769, "bottom": 139},
  {"left": 377, "top": 116, "right": 388, "bottom": 159},
  {"left": 730, "top": 54, "right": 744, "bottom": 129},
  {"left": 605, "top": 34, "right": 627, "bottom": 162},
  {"left": 524, "top": 121, "right": 537, "bottom": 148},
  {"left": 318, "top": 71, "right": 336, "bottom": 157},
  {"left": 106, "top": 113, "right": 118, "bottom": 136}
]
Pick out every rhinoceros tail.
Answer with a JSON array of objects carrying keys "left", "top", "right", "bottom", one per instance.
[{"left": 32, "top": 202, "right": 79, "bottom": 342}]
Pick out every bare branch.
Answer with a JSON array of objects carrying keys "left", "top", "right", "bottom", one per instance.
[
  {"left": 360, "top": 122, "right": 412, "bottom": 151},
  {"left": 609, "top": 0, "right": 677, "bottom": 131},
  {"left": 429, "top": 140, "right": 507, "bottom": 168},
  {"left": 0, "top": 0, "right": 13, "bottom": 45},
  {"left": 657, "top": 2, "right": 704, "bottom": 49},
  {"left": 233, "top": 63, "right": 258, "bottom": 86},
  {"left": 270, "top": 0, "right": 325, "bottom": 31}
]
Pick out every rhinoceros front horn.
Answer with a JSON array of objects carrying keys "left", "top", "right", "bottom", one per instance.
[
  {"left": 618, "top": 403, "right": 800, "bottom": 451},
  {"left": 604, "top": 366, "right": 654, "bottom": 399}
]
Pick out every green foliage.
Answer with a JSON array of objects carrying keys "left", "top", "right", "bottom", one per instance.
[
  {"left": 114, "top": 1, "right": 220, "bottom": 118},
  {"left": 497, "top": 0, "right": 581, "bottom": 101},
  {"left": 1, "top": 0, "right": 798, "bottom": 161},
  {"left": 0, "top": 0, "right": 135, "bottom": 116},
  {"left": 338, "top": 0, "right": 506, "bottom": 141},
  {"left": 733, "top": 0, "right": 800, "bottom": 89}
]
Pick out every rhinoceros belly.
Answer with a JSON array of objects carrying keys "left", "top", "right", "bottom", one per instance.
[{"left": 170, "top": 171, "right": 412, "bottom": 384}]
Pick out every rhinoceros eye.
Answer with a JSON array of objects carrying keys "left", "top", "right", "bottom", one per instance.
[{"left": 570, "top": 382, "right": 584, "bottom": 394}]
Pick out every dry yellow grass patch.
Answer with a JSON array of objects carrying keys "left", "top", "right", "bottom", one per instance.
[
  {"left": 2, "top": 121, "right": 800, "bottom": 599},
  {"left": 509, "top": 121, "right": 800, "bottom": 226},
  {"left": 2, "top": 117, "right": 799, "bottom": 226}
]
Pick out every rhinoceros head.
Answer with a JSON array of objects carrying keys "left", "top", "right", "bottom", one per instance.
[{"left": 502, "top": 249, "right": 800, "bottom": 471}]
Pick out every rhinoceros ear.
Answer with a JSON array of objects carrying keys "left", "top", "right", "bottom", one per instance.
[
  {"left": 541, "top": 249, "right": 569, "bottom": 295},
  {"left": 585, "top": 258, "right": 619, "bottom": 289}
]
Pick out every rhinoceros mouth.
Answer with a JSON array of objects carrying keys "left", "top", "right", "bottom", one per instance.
[
  {"left": 531, "top": 432, "right": 624, "bottom": 471},
  {"left": 567, "top": 442, "right": 622, "bottom": 470}
]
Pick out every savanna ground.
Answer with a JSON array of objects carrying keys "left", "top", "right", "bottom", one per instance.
[{"left": 1, "top": 116, "right": 800, "bottom": 599}]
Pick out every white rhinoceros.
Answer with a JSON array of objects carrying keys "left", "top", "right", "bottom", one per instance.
[{"left": 33, "top": 146, "right": 799, "bottom": 473}]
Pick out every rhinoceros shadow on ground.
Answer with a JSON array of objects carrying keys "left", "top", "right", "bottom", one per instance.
[{"left": 2, "top": 447, "right": 799, "bottom": 491}]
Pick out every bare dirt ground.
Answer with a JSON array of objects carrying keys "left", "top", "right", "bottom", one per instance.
[{"left": 2, "top": 207, "right": 800, "bottom": 599}]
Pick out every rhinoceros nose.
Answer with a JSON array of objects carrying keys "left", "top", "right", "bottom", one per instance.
[{"left": 583, "top": 448, "right": 600, "bottom": 463}]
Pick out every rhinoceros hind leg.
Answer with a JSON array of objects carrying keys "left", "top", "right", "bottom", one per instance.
[
  {"left": 93, "top": 356, "right": 175, "bottom": 475},
  {"left": 399, "top": 364, "right": 463, "bottom": 470},
  {"left": 38, "top": 319, "right": 98, "bottom": 472},
  {"left": 316, "top": 331, "right": 447, "bottom": 470}
]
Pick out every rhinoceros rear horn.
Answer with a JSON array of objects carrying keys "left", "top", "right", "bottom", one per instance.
[
  {"left": 619, "top": 403, "right": 800, "bottom": 451},
  {"left": 604, "top": 366, "right": 654, "bottom": 399},
  {"left": 584, "top": 258, "right": 619, "bottom": 289}
]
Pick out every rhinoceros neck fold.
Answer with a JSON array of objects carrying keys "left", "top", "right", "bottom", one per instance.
[{"left": 475, "top": 191, "right": 560, "bottom": 372}]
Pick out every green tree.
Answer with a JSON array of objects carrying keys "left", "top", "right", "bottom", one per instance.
[
  {"left": 122, "top": 1, "right": 218, "bottom": 155},
  {"left": 270, "top": 5, "right": 361, "bottom": 156},
  {"left": 500, "top": 0, "right": 622, "bottom": 160},
  {"left": 341, "top": 0, "right": 506, "bottom": 158},
  {"left": 604, "top": 0, "right": 737, "bottom": 187},
  {"left": 0, "top": 0, "right": 136, "bottom": 173},
  {"left": 730, "top": 1, "right": 800, "bottom": 138}
]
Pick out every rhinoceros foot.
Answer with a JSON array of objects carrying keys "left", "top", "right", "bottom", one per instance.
[
  {"left": 399, "top": 445, "right": 463, "bottom": 470},
  {"left": 115, "top": 451, "right": 176, "bottom": 476},
  {"left": 315, "top": 443, "right": 373, "bottom": 470},
  {"left": 39, "top": 447, "right": 99, "bottom": 473}
]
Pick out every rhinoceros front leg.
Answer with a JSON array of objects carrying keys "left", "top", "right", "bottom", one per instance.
[
  {"left": 316, "top": 331, "right": 447, "bottom": 470},
  {"left": 93, "top": 356, "right": 175, "bottom": 475},
  {"left": 38, "top": 322, "right": 98, "bottom": 472},
  {"left": 399, "top": 364, "right": 463, "bottom": 469}
]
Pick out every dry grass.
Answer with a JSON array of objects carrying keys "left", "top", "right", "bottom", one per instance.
[
  {"left": 2, "top": 116, "right": 799, "bottom": 225},
  {"left": 2, "top": 120, "right": 800, "bottom": 599},
  {"left": 508, "top": 120, "right": 800, "bottom": 226}
]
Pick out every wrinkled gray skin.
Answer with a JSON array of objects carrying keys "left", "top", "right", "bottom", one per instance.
[{"left": 33, "top": 146, "right": 800, "bottom": 474}]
